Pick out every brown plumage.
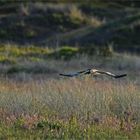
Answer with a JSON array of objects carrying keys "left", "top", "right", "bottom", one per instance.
[{"left": 59, "top": 68, "right": 127, "bottom": 78}]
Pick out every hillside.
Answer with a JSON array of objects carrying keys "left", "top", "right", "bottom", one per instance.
[
  {"left": 0, "top": 2, "right": 140, "bottom": 53},
  {"left": 53, "top": 13, "right": 140, "bottom": 53}
]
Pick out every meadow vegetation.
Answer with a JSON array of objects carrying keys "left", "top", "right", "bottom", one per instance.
[
  {"left": 0, "top": 44, "right": 139, "bottom": 76},
  {"left": 0, "top": 43, "right": 139, "bottom": 139},
  {"left": 0, "top": 78, "right": 140, "bottom": 139},
  {"left": 0, "top": 44, "right": 110, "bottom": 65},
  {"left": 0, "top": 1, "right": 140, "bottom": 139}
]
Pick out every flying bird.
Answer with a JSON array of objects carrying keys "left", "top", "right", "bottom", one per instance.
[{"left": 59, "top": 68, "right": 127, "bottom": 79}]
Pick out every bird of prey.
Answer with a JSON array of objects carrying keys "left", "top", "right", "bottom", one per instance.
[{"left": 59, "top": 68, "right": 127, "bottom": 78}]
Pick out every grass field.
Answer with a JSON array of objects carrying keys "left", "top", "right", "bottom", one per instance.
[
  {"left": 0, "top": 45, "right": 140, "bottom": 139},
  {"left": 0, "top": 72, "right": 140, "bottom": 139},
  {"left": 0, "top": 51, "right": 139, "bottom": 139},
  {"left": 0, "top": 2, "right": 140, "bottom": 139}
]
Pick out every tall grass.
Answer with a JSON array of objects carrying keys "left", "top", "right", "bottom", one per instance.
[
  {"left": 0, "top": 78, "right": 140, "bottom": 139},
  {"left": 0, "top": 44, "right": 140, "bottom": 83},
  {"left": 0, "top": 78, "right": 139, "bottom": 117},
  {"left": 0, "top": 45, "right": 140, "bottom": 138}
]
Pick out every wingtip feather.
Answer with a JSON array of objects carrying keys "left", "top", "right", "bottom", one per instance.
[{"left": 114, "top": 74, "right": 127, "bottom": 78}]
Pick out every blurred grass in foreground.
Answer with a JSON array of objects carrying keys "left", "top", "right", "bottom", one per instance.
[{"left": 0, "top": 78, "right": 140, "bottom": 139}]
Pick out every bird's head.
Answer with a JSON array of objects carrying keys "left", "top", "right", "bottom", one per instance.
[{"left": 91, "top": 69, "right": 98, "bottom": 73}]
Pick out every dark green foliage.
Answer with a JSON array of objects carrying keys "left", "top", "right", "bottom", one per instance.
[
  {"left": 6, "top": 65, "right": 25, "bottom": 74},
  {"left": 79, "top": 47, "right": 96, "bottom": 55},
  {"left": 6, "top": 64, "right": 57, "bottom": 74},
  {"left": 102, "top": 0, "right": 140, "bottom": 8},
  {"left": 49, "top": 46, "right": 79, "bottom": 60},
  {"left": 37, "top": 120, "right": 61, "bottom": 131},
  {"left": 112, "top": 25, "right": 140, "bottom": 53}
]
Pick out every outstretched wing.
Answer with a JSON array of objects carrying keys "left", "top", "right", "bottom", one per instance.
[
  {"left": 113, "top": 74, "right": 127, "bottom": 78},
  {"left": 96, "top": 70, "right": 127, "bottom": 78},
  {"left": 59, "top": 69, "right": 90, "bottom": 77},
  {"left": 59, "top": 73, "right": 79, "bottom": 77}
]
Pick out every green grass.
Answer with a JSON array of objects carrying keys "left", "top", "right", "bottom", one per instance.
[
  {"left": 0, "top": 44, "right": 114, "bottom": 62},
  {"left": 0, "top": 44, "right": 50, "bottom": 57},
  {"left": 0, "top": 78, "right": 140, "bottom": 139},
  {"left": 0, "top": 118, "right": 139, "bottom": 139},
  {"left": 0, "top": 44, "right": 140, "bottom": 77},
  {"left": 49, "top": 46, "right": 79, "bottom": 60},
  {"left": 0, "top": 44, "right": 139, "bottom": 139},
  {"left": 0, "top": 44, "right": 80, "bottom": 59}
]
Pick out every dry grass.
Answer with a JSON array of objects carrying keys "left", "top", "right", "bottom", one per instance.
[
  {"left": 0, "top": 47, "right": 140, "bottom": 138},
  {"left": 69, "top": 5, "right": 103, "bottom": 27},
  {"left": 0, "top": 78, "right": 139, "bottom": 119},
  {"left": 0, "top": 76, "right": 140, "bottom": 139}
]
